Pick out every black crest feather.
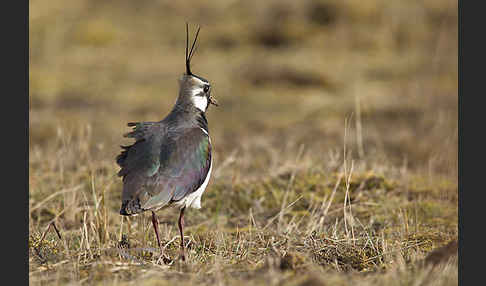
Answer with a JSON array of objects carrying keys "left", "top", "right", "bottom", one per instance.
[{"left": 185, "top": 23, "right": 201, "bottom": 76}]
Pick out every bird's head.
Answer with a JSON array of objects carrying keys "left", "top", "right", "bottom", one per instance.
[{"left": 177, "top": 24, "right": 218, "bottom": 113}]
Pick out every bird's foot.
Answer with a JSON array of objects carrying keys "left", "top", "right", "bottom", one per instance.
[
  {"left": 156, "top": 252, "right": 173, "bottom": 265},
  {"left": 179, "top": 250, "right": 186, "bottom": 262}
]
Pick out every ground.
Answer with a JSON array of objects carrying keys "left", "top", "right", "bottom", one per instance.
[{"left": 29, "top": 0, "right": 458, "bottom": 285}]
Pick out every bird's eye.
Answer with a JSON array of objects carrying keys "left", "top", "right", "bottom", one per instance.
[{"left": 203, "top": 85, "right": 210, "bottom": 93}]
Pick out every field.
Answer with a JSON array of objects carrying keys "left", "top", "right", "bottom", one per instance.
[{"left": 29, "top": 0, "right": 458, "bottom": 285}]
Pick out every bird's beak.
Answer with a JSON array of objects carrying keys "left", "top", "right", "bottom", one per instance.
[{"left": 209, "top": 95, "right": 219, "bottom": 106}]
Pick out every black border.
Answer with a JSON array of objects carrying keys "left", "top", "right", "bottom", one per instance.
[
  {"left": 459, "top": 0, "right": 480, "bottom": 285},
  {"left": 5, "top": 0, "right": 29, "bottom": 284}
]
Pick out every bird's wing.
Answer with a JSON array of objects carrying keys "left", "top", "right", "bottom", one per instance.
[
  {"left": 142, "top": 127, "right": 212, "bottom": 209},
  {"left": 117, "top": 124, "right": 211, "bottom": 213},
  {"left": 116, "top": 121, "right": 162, "bottom": 180}
]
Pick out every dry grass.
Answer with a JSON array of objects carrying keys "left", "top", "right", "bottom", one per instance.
[{"left": 29, "top": 0, "right": 457, "bottom": 285}]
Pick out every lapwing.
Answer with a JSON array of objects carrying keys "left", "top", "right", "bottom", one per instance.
[{"left": 116, "top": 24, "right": 217, "bottom": 262}]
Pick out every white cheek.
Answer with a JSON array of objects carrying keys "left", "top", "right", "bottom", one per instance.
[{"left": 191, "top": 89, "right": 208, "bottom": 111}]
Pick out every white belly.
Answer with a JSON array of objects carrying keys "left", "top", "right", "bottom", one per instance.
[{"left": 173, "top": 160, "right": 212, "bottom": 209}]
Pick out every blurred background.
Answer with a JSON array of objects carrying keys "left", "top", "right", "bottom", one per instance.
[{"left": 29, "top": 0, "right": 457, "bottom": 182}]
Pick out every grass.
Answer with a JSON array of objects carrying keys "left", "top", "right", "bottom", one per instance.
[{"left": 29, "top": 0, "right": 457, "bottom": 285}]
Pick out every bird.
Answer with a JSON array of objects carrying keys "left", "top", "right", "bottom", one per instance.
[{"left": 116, "top": 24, "right": 218, "bottom": 262}]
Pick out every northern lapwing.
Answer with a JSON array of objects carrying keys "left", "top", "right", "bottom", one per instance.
[{"left": 116, "top": 24, "right": 217, "bottom": 262}]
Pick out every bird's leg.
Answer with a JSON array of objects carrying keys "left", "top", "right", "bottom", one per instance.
[
  {"left": 151, "top": 212, "right": 172, "bottom": 264},
  {"left": 151, "top": 211, "right": 163, "bottom": 254},
  {"left": 178, "top": 206, "right": 186, "bottom": 261}
]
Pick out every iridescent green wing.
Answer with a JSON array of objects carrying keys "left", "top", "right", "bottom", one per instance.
[
  {"left": 141, "top": 127, "right": 212, "bottom": 209},
  {"left": 116, "top": 122, "right": 161, "bottom": 179}
]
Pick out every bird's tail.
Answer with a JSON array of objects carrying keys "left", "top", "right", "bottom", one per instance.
[{"left": 119, "top": 198, "right": 143, "bottom": 216}]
